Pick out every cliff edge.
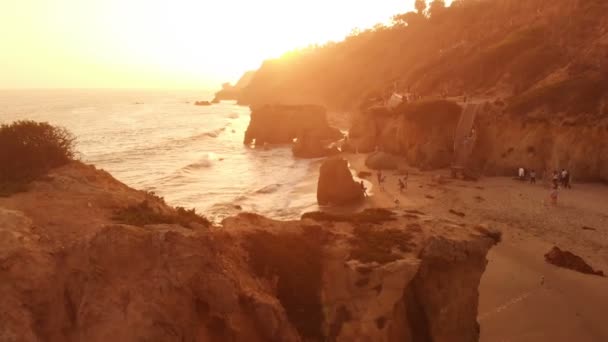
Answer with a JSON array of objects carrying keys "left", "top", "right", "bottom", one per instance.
[{"left": 0, "top": 162, "right": 498, "bottom": 341}]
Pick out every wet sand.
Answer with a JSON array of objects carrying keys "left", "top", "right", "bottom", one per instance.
[{"left": 344, "top": 153, "right": 608, "bottom": 342}]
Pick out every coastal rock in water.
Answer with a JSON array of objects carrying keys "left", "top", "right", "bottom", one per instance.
[
  {"left": 365, "top": 151, "right": 399, "bottom": 170},
  {"left": 244, "top": 104, "right": 342, "bottom": 145},
  {"left": 317, "top": 157, "right": 364, "bottom": 205},
  {"left": 0, "top": 162, "right": 499, "bottom": 341},
  {"left": 544, "top": 246, "right": 605, "bottom": 277},
  {"left": 194, "top": 100, "right": 212, "bottom": 106}
]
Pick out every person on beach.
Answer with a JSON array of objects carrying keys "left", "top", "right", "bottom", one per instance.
[
  {"left": 518, "top": 167, "right": 525, "bottom": 181},
  {"left": 398, "top": 178, "right": 405, "bottom": 193},
  {"left": 530, "top": 169, "right": 536, "bottom": 184},
  {"left": 549, "top": 183, "right": 559, "bottom": 206},
  {"left": 403, "top": 171, "right": 409, "bottom": 190},
  {"left": 552, "top": 171, "right": 559, "bottom": 188},
  {"left": 564, "top": 169, "right": 572, "bottom": 189},
  {"left": 376, "top": 171, "right": 385, "bottom": 191},
  {"left": 360, "top": 181, "right": 367, "bottom": 197}
]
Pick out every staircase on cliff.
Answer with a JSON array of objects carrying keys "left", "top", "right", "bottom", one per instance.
[{"left": 452, "top": 103, "right": 481, "bottom": 174}]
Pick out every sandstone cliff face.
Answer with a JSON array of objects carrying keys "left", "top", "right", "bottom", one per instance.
[
  {"left": 349, "top": 99, "right": 608, "bottom": 181},
  {"left": 244, "top": 104, "right": 342, "bottom": 145},
  {"left": 0, "top": 163, "right": 498, "bottom": 341},
  {"left": 350, "top": 100, "right": 462, "bottom": 170},
  {"left": 470, "top": 112, "right": 608, "bottom": 181}
]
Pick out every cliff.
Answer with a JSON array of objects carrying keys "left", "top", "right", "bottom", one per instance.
[
  {"left": 212, "top": 70, "right": 256, "bottom": 103},
  {"left": 230, "top": 0, "right": 608, "bottom": 180},
  {"left": 236, "top": 0, "right": 608, "bottom": 110},
  {"left": 0, "top": 162, "right": 498, "bottom": 341}
]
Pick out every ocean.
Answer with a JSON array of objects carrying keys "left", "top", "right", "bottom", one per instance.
[{"left": 0, "top": 89, "right": 323, "bottom": 221}]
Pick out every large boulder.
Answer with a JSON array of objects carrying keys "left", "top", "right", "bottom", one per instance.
[
  {"left": 317, "top": 157, "right": 364, "bottom": 205},
  {"left": 244, "top": 105, "right": 342, "bottom": 145},
  {"left": 365, "top": 151, "right": 399, "bottom": 170}
]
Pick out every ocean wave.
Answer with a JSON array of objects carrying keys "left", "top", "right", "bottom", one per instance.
[
  {"left": 255, "top": 184, "right": 282, "bottom": 194},
  {"left": 183, "top": 153, "right": 215, "bottom": 170}
]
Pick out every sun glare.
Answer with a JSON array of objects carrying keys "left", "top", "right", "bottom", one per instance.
[{"left": 0, "top": 0, "right": 418, "bottom": 88}]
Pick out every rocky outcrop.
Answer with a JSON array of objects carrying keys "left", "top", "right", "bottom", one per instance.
[
  {"left": 244, "top": 104, "right": 342, "bottom": 146},
  {"left": 194, "top": 100, "right": 212, "bottom": 106},
  {"left": 0, "top": 162, "right": 498, "bottom": 341},
  {"left": 545, "top": 246, "right": 605, "bottom": 277},
  {"left": 212, "top": 71, "right": 256, "bottom": 103},
  {"left": 350, "top": 100, "right": 462, "bottom": 169},
  {"left": 317, "top": 157, "right": 363, "bottom": 206}
]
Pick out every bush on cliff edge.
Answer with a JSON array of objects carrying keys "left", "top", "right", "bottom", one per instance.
[{"left": 0, "top": 120, "right": 75, "bottom": 195}]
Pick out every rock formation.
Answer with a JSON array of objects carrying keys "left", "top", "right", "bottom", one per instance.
[
  {"left": 244, "top": 104, "right": 342, "bottom": 146},
  {"left": 350, "top": 100, "right": 462, "bottom": 169},
  {"left": 544, "top": 246, "right": 605, "bottom": 277},
  {"left": 212, "top": 71, "right": 256, "bottom": 103},
  {"left": 194, "top": 100, "right": 212, "bottom": 106},
  {"left": 0, "top": 162, "right": 498, "bottom": 341},
  {"left": 317, "top": 157, "right": 363, "bottom": 206}
]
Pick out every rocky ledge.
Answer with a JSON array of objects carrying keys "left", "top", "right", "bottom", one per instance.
[
  {"left": 0, "top": 162, "right": 499, "bottom": 341},
  {"left": 244, "top": 104, "right": 342, "bottom": 146}
]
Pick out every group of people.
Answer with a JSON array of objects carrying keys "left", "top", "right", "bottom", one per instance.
[
  {"left": 518, "top": 167, "right": 572, "bottom": 206},
  {"left": 359, "top": 170, "right": 409, "bottom": 200}
]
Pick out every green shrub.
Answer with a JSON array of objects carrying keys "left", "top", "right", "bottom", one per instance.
[
  {"left": 113, "top": 200, "right": 210, "bottom": 228},
  {"left": 0, "top": 120, "right": 75, "bottom": 196}
]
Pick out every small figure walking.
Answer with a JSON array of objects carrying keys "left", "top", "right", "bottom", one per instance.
[
  {"left": 398, "top": 178, "right": 405, "bottom": 193},
  {"left": 377, "top": 170, "right": 386, "bottom": 191},
  {"left": 530, "top": 169, "right": 536, "bottom": 184},
  {"left": 562, "top": 170, "right": 572, "bottom": 189},
  {"left": 518, "top": 167, "right": 525, "bottom": 181},
  {"left": 360, "top": 181, "right": 367, "bottom": 197},
  {"left": 552, "top": 171, "right": 559, "bottom": 188},
  {"left": 549, "top": 184, "right": 559, "bottom": 206}
]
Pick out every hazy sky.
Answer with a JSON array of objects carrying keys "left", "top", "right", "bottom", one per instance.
[{"left": 0, "top": 0, "right": 434, "bottom": 89}]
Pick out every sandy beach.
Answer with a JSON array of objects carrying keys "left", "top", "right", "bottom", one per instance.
[{"left": 345, "top": 153, "right": 608, "bottom": 342}]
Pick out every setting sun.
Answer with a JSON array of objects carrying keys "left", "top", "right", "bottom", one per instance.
[{"left": 1, "top": 0, "right": 423, "bottom": 89}]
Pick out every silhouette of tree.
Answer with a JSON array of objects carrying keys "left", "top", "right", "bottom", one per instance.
[
  {"left": 392, "top": 11, "right": 423, "bottom": 26},
  {"left": 428, "top": 0, "right": 447, "bottom": 18},
  {"left": 415, "top": 0, "right": 427, "bottom": 15}
]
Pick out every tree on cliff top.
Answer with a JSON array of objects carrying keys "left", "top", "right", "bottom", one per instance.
[
  {"left": 415, "top": 0, "right": 427, "bottom": 15},
  {"left": 0, "top": 121, "right": 75, "bottom": 195},
  {"left": 428, "top": 0, "right": 447, "bottom": 18}
]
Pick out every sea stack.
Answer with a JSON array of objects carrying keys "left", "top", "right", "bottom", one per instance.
[{"left": 317, "top": 157, "right": 364, "bottom": 205}]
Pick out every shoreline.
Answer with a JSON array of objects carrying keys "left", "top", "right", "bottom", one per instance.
[{"left": 341, "top": 152, "right": 608, "bottom": 341}]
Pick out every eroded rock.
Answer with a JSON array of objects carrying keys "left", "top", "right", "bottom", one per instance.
[
  {"left": 317, "top": 157, "right": 364, "bottom": 206},
  {"left": 544, "top": 246, "right": 605, "bottom": 277},
  {"left": 0, "top": 163, "right": 499, "bottom": 342},
  {"left": 244, "top": 104, "right": 342, "bottom": 146}
]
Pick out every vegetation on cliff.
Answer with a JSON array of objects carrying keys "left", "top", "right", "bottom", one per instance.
[
  {"left": 0, "top": 120, "right": 75, "bottom": 196},
  {"left": 238, "top": 0, "right": 608, "bottom": 115}
]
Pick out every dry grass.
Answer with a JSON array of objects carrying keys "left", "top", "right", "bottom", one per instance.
[
  {"left": 349, "top": 225, "right": 414, "bottom": 264},
  {"left": 301, "top": 208, "right": 397, "bottom": 224},
  {"left": 112, "top": 200, "right": 210, "bottom": 228}
]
